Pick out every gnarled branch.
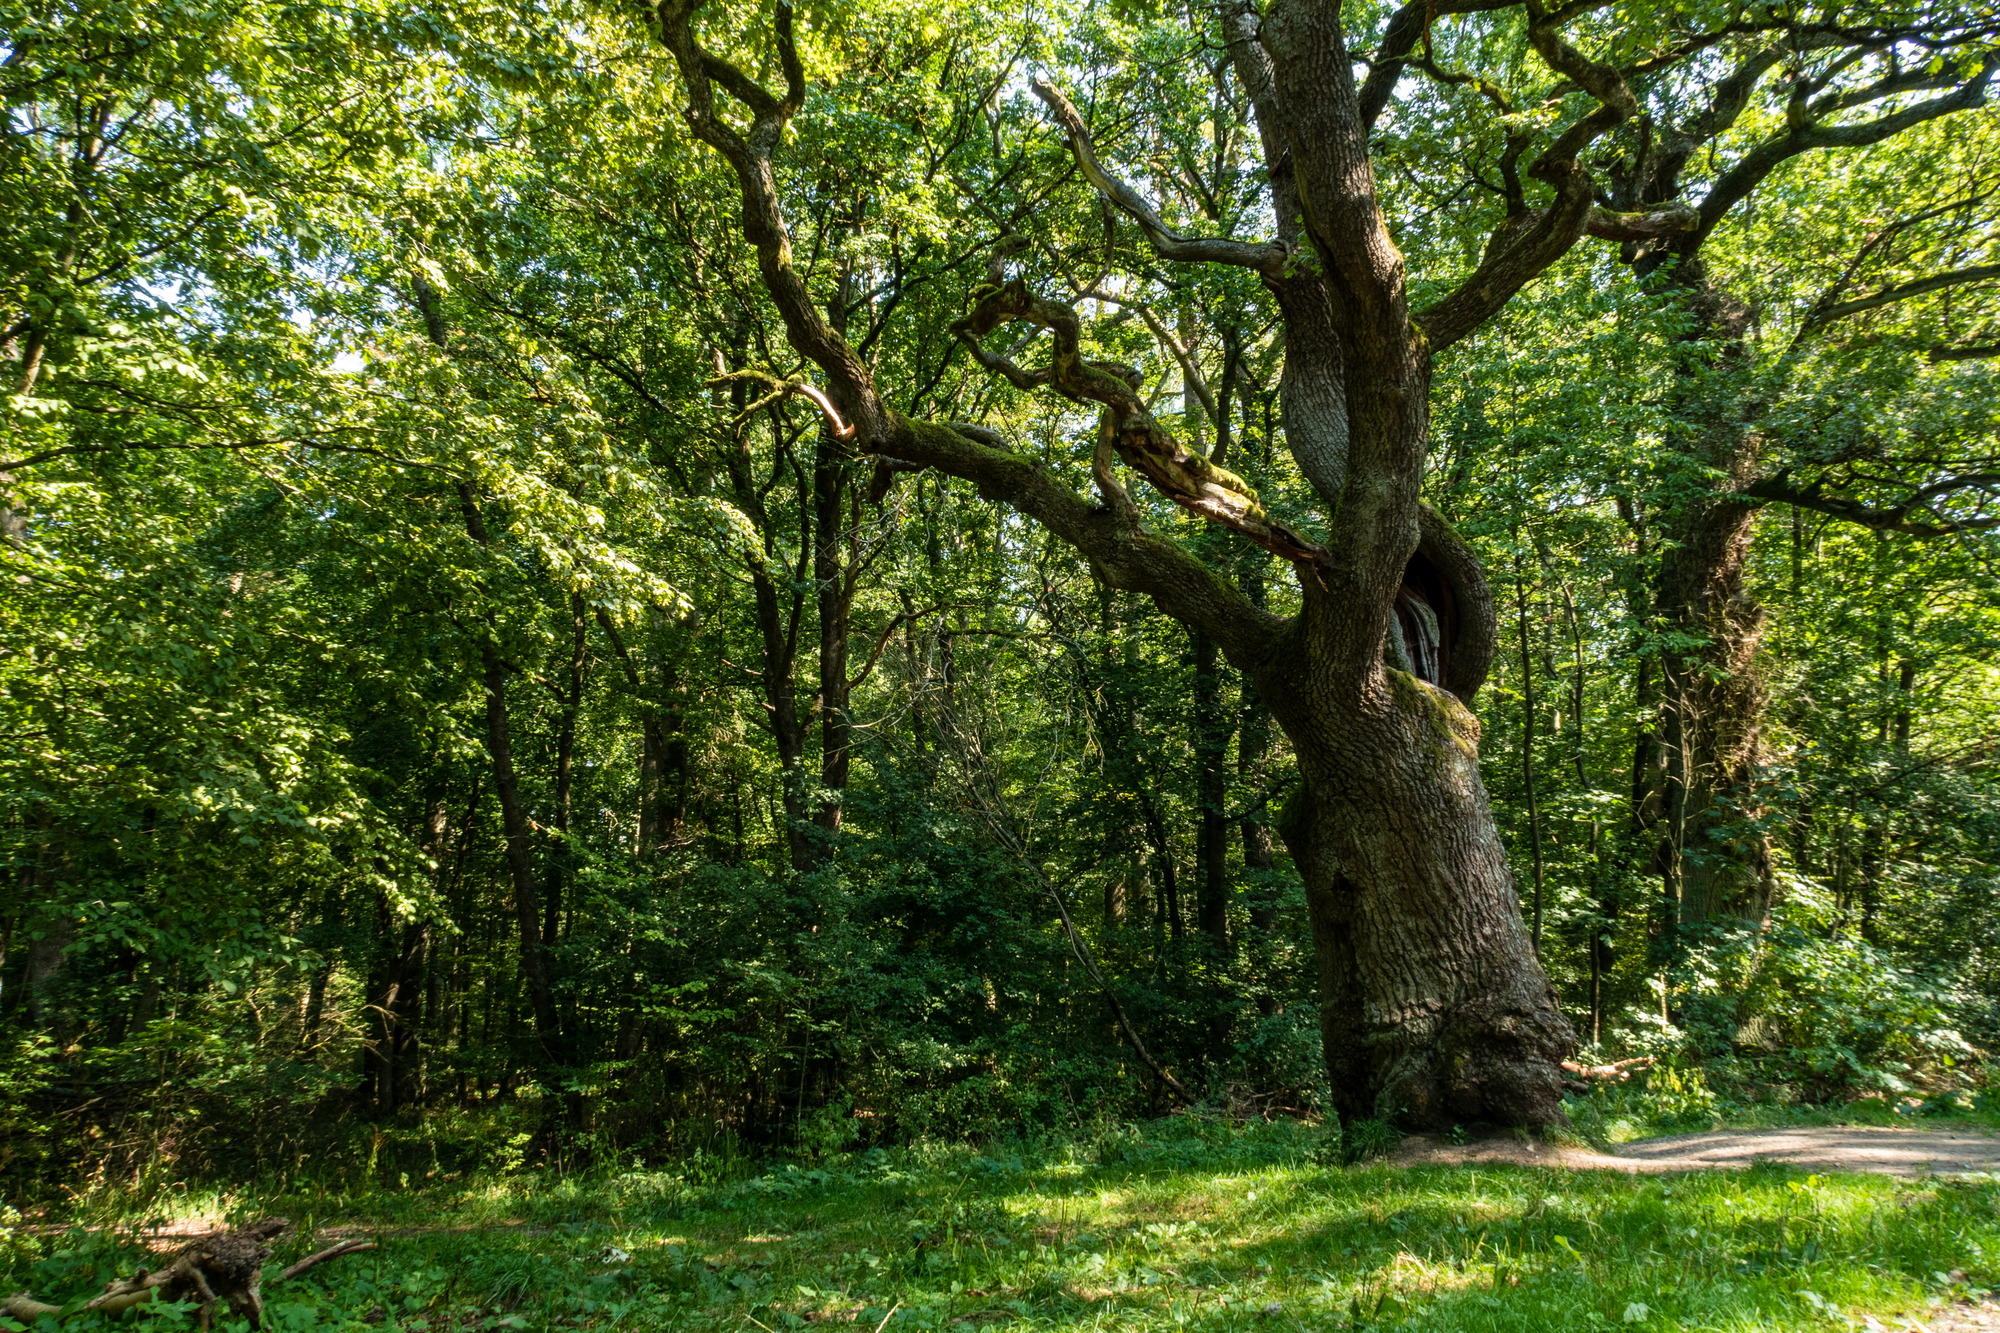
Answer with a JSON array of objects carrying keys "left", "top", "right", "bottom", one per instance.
[
  {"left": 1030, "top": 76, "right": 1287, "bottom": 275},
  {"left": 1798, "top": 263, "right": 2000, "bottom": 340},
  {"left": 1696, "top": 58, "right": 1998, "bottom": 241},
  {"left": 1411, "top": 4, "right": 1654, "bottom": 351},
  {"left": 708, "top": 370, "right": 857, "bottom": 442},
  {"left": 1355, "top": 0, "right": 1524, "bottom": 131},
  {"left": 954, "top": 277, "right": 1329, "bottom": 565},
  {"left": 654, "top": 0, "right": 1288, "bottom": 670},
  {"left": 1584, "top": 203, "right": 1700, "bottom": 241},
  {"left": 1742, "top": 470, "right": 2000, "bottom": 536}
]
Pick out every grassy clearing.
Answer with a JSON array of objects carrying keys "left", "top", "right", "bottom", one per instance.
[{"left": 5, "top": 1120, "right": 1996, "bottom": 1333}]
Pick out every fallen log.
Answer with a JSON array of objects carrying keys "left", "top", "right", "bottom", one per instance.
[{"left": 3, "top": 1218, "right": 374, "bottom": 1330}]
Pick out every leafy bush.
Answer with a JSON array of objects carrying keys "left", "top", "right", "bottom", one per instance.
[
  {"left": 1654, "top": 910, "right": 1975, "bottom": 1103},
  {"left": 1638, "top": 1062, "right": 1721, "bottom": 1126},
  {"left": 0, "top": 1033, "right": 55, "bottom": 1173},
  {"left": 1740, "top": 931, "right": 1970, "bottom": 1097}
]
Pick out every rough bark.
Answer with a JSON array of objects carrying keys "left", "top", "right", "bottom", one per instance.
[
  {"left": 1657, "top": 493, "right": 1776, "bottom": 927},
  {"left": 1265, "top": 569, "right": 1570, "bottom": 1127}
]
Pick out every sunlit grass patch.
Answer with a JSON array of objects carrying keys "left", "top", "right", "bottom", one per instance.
[{"left": 5, "top": 1121, "right": 1994, "bottom": 1332}]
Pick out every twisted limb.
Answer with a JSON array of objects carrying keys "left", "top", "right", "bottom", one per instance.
[{"left": 952, "top": 277, "right": 1329, "bottom": 567}]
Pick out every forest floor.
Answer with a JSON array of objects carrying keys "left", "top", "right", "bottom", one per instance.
[{"left": 12, "top": 1117, "right": 2000, "bottom": 1333}]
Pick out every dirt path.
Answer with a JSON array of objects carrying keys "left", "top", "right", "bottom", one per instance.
[
  {"left": 1393, "top": 1125, "right": 2000, "bottom": 1177},
  {"left": 1615, "top": 1127, "right": 2000, "bottom": 1176},
  {"left": 1920, "top": 1303, "right": 2000, "bottom": 1333}
]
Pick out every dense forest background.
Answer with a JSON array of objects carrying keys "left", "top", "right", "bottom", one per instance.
[{"left": 3, "top": 0, "right": 1998, "bottom": 1191}]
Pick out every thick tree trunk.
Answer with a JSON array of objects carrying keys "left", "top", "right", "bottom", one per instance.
[
  {"left": 1636, "top": 246, "right": 1777, "bottom": 933},
  {"left": 1657, "top": 495, "right": 1776, "bottom": 928},
  {"left": 1269, "top": 591, "right": 1572, "bottom": 1128}
]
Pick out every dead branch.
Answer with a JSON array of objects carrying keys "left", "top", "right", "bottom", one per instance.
[
  {"left": 4, "top": 1218, "right": 375, "bottom": 1329},
  {"left": 1561, "top": 1055, "right": 1656, "bottom": 1082},
  {"left": 281, "top": 1240, "right": 378, "bottom": 1281}
]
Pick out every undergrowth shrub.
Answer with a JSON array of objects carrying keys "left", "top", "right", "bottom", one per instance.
[
  {"left": 1642, "top": 1062, "right": 1722, "bottom": 1126},
  {"left": 1340, "top": 1118, "right": 1402, "bottom": 1163}
]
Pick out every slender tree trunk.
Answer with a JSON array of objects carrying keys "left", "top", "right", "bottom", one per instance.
[
  {"left": 1514, "top": 569, "right": 1547, "bottom": 955},
  {"left": 1555, "top": 580, "right": 1605, "bottom": 1043},
  {"left": 366, "top": 896, "right": 399, "bottom": 1114},
  {"left": 813, "top": 437, "right": 855, "bottom": 846},
  {"left": 1234, "top": 513, "right": 1283, "bottom": 952},
  {"left": 600, "top": 611, "right": 689, "bottom": 856},
  {"left": 1859, "top": 819, "right": 1884, "bottom": 945},
  {"left": 1238, "top": 676, "right": 1281, "bottom": 1018},
  {"left": 547, "top": 594, "right": 586, "bottom": 944},
  {"left": 1144, "top": 794, "right": 1182, "bottom": 947},
  {"left": 1103, "top": 871, "right": 1127, "bottom": 930},
  {"left": 1239, "top": 683, "right": 1279, "bottom": 938},
  {"left": 1192, "top": 631, "right": 1231, "bottom": 955},
  {"left": 1190, "top": 327, "right": 1236, "bottom": 961},
  {"left": 370, "top": 914, "right": 428, "bottom": 1115},
  {"left": 458, "top": 483, "right": 565, "bottom": 1070},
  {"left": 723, "top": 403, "right": 816, "bottom": 871},
  {"left": 1894, "top": 657, "right": 1916, "bottom": 753},
  {"left": 20, "top": 817, "right": 69, "bottom": 1037},
  {"left": 301, "top": 965, "right": 329, "bottom": 1052}
]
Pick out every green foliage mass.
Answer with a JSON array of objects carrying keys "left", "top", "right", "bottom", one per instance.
[{"left": 1, "top": 0, "right": 1997, "bottom": 1189}]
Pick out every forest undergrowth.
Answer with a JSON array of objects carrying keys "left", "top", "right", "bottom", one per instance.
[{"left": 9, "top": 1116, "right": 2000, "bottom": 1333}]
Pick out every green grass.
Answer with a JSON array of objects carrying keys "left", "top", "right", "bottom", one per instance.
[{"left": 5, "top": 1119, "right": 1996, "bottom": 1333}]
